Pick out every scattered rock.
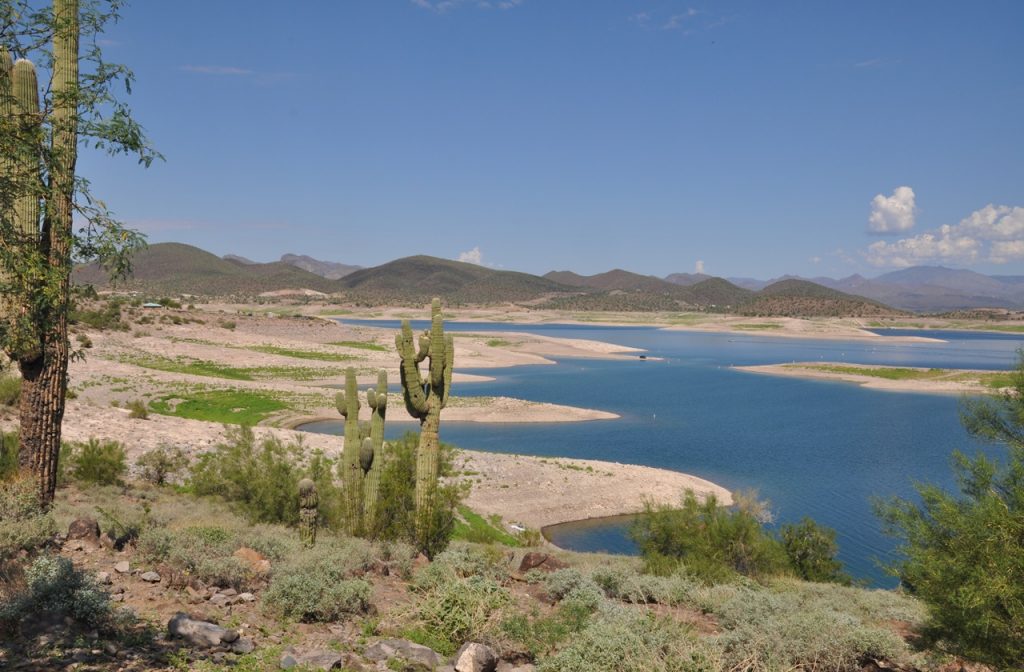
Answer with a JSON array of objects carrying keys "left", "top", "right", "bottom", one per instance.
[
  {"left": 185, "top": 586, "right": 204, "bottom": 604},
  {"left": 113, "top": 561, "right": 130, "bottom": 574},
  {"left": 167, "top": 612, "right": 232, "bottom": 648},
  {"left": 454, "top": 643, "right": 498, "bottom": 672},
  {"left": 280, "top": 648, "right": 343, "bottom": 670},
  {"left": 231, "top": 637, "right": 255, "bottom": 654},
  {"left": 140, "top": 571, "right": 161, "bottom": 583},
  {"left": 365, "top": 639, "right": 445, "bottom": 669},
  {"left": 518, "top": 552, "right": 567, "bottom": 573},
  {"left": 233, "top": 547, "right": 271, "bottom": 574},
  {"left": 220, "top": 629, "right": 240, "bottom": 644},
  {"left": 95, "top": 571, "right": 112, "bottom": 585},
  {"left": 219, "top": 588, "right": 238, "bottom": 597},
  {"left": 98, "top": 533, "right": 116, "bottom": 550},
  {"left": 238, "top": 592, "right": 256, "bottom": 603},
  {"left": 101, "top": 641, "right": 118, "bottom": 656},
  {"left": 67, "top": 539, "right": 86, "bottom": 552},
  {"left": 67, "top": 518, "right": 100, "bottom": 542},
  {"left": 209, "top": 594, "right": 229, "bottom": 607}
]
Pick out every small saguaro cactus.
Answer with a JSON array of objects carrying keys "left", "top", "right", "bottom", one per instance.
[
  {"left": 298, "top": 478, "right": 318, "bottom": 547},
  {"left": 336, "top": 367, "right": 389, "bottom": 536},
  {"left": 395, "top": 298, "right": 454, "bottom": 535},
  {"left": 362, "top": 369, "right": 388, "bottom": 526}
]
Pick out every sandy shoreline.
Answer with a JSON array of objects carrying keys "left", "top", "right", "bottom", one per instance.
[{"left": 736, "top": 362, "right": 1006, "bottom": 395}]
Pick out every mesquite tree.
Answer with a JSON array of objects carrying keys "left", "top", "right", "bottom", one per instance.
[{"left": 0, "top": 0, "right": 158, "bottom": 505}]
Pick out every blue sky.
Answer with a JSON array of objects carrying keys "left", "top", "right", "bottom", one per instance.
[{"left": 78, "top": 0, "right": 1023, "bottom": 279}]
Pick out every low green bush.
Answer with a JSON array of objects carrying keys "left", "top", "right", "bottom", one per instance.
[
  {"left": 136, "top": 445, "right": 188, "bottom": 485},
  {"left": 0, "top": 554, "right": 115, "bottom": 631},
  {"left": 0, "top": 475, "right": 57, "bottom": 559},
  {"left": 537, "top": 604, "right": 720, "bottom": 672},
  {"left": 631, "top": 490, "right": 790, "bottom": 583},
  {"left": 137, "top": 523, "right": 261, "bottom": 589},
  {"left": 0, "top": 374, "right": 21, "bottom": 408},
  {"left": 63, "top": 438, "right": 127, "bottom": 485},
  {"left": 407, "top": 574, "right": 512, "bottom": 656},
  {"left": 780, "top": 516, "right": 851, "bottom": 585},
  {"left": 127, "top": 399, "right": 149, "bottom": 420}
]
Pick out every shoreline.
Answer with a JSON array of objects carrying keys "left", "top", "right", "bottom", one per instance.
[{"left": 736, "top": 362, "right": 1008, "bottom": 395}]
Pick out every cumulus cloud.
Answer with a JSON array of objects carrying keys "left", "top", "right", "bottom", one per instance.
[
  {"left": 695, "top": 260, "right": 705, "bottom": 274},
  {"left": 457, "top": 247, "right": 484, "bottom": 265},
  {"left": 866, "top": 204, "right": 1024, "bottom": 267},
  {"left": 868, "top": 186, "right": 917, "bottom": 233}
]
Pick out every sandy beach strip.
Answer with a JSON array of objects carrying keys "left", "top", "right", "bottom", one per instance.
[{"left": 735, "top": 362, "right": 1005, "bottom": 395}]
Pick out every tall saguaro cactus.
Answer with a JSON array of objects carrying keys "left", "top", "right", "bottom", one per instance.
[
  {"left": 336, "top": 367, "right": 389, "bottom": 535},
  {"left": 395, "top": 298, "right": 454, "bottom": 534},
  {"left": 298, "top": 478, "right": 318, "bottom": 547}
]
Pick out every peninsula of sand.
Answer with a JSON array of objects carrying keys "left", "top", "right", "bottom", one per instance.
[{"left": 736, "top": 361, "right": 1013, "bottom": 395}]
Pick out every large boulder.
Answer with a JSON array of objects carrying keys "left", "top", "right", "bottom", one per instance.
[
  {"left": 364, "top": 639, "right": 445, "bottom": 669},
  {"left": 518, "top": 552, "right": 567, "bottom": 573},
  {"left": 454, "top": 642, "right": 498, "bottom": 672},
  {"left": 166, "top": 612, "right": 231, "bottom": 648},
  {"left": 67, "top": 518, "right": 100, "bottom": 542}
]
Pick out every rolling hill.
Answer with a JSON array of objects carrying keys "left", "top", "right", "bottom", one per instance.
[{"left": 738, "top": 279, "right": 903, "bottom": 317}]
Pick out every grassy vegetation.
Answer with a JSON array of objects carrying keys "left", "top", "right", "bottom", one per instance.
[
  {"left": 249, "top": 344, "right": 357, "bottom": 362},
  {"left": 327, "top": 340, "right": 387, "bottom": 351},
  {"left": 732, "top": 323, "right": 783, "bottom": 330},
  {"left": 120, "top": 353, "right": 341, "bottom": 382},
  {"left": 452, "top": 505, "right": 522, "bottom": 546},
  {"left": 148, "top": 389, "right": 291, "bottom": 425},
  {"left": 791, "top": 364, "right": 1014, "bottom": 389}
]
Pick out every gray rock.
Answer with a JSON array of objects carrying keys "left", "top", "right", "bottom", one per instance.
[
  {"left": 113, "top": 561, "right": 130, "bottom": 574},
  {"left": 238, "top": 592, "right": 256, "bottom": 603},
  {"left": 67, "top": 518, "right": 100, "bottom": 542},
  {"left": 279, "top": 649, "right": 343, "bottom": 670},
  {"left": 209, "top": 593, "right": 229, "bottom": 607},
  {"left": 364, "top": 639, "right": 444, "bottom": 668},
  {"left": 166, "top": 612, "right": 230, "bottom": 648},
  {"left": 95, "top": 571, "right": 112, "bottom": 585},
  {"left": 99, "top": 533, "right": 116, "bottom": 550},
  {"left": 454, "top": 643, "right": 498, "bottom": 672},
  {"left": 220, "top": 629, "right": 240, "bottom": 643},
  {"left": 140, "top": 571, "right": 161, "bottom": 583},
  {"left": 231, "top": 637, "right": 255, "bottom": 654},
  {"left": 219, "top": 588, "right": 238, "bottom": 597}
]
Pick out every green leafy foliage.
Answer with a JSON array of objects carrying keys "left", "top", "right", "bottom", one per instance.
[
  {"left": 780, "top": 517, "right": 851, "bottom": 585},
  {"left": 63, "top": 438, "right": 127, "bottom": 485},
  {"left": 126, "top": 398, "right": 148, "bottom": 419},
  {"left": 875, "top": 360, "right": 1024, "bottom": 667},
  {"left": 0, "top": 374, "right": 21, "bottom": 408},
  {"left": 0, "top": 474, "right": 56, "bottom": 559},
  {"left": 0, "top": 554, "right": 115, "bottom": 632},
  {"left": 262, "top": 538, "right": 376, "bottom": 622},
  {"left": 0, "top": 429, "right": 17, "bottom": 479},
  {"left": 135, "top": 444, "right": 188, "bottom": 485},
  {"left": 631, "top": 491, "right": 790, "bottom": 583}
]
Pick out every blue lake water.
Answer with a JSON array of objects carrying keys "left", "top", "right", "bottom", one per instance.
[{"left": 303, "top": 321, "right": 1024, "bottom": 586}]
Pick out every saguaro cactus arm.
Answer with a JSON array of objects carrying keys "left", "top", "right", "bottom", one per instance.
[{"left": 396, "top": 321, "right": 429, "bottom": 418}]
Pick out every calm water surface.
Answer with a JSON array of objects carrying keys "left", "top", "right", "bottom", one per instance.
[{"left": 302, "top": 321, "right": 1024, "bottom": 586}]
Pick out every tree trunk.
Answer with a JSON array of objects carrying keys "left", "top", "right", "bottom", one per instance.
[{"left": 18, "top": 0, "right": 78, "bottom": 508}]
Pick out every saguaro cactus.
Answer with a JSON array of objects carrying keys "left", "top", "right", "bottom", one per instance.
[
  {"left": 395, "top": 298, "right": 454, "bottom": 533},
  {"left": 336, "top": 368, "right": 363, "bottom": 534},
  {"left": 362, "top": 370, "right": 388, "bottom": 526},
  {"left": 298, "top": 478, "right": 318, "bottom": 547},
  {"left": 336, "top": 367, "right": 389, "bottom": 535}
]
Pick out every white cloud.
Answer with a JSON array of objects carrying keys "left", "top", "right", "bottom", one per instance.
[
  {"left": 810, "top": 256, "right": 822, "bottom": 265},
  {"left": 412, "top": 0, "right": 522, "bottom": 12},
  {"left": 180, "top": 65, "right": 253, "bottom": 76},
  {"left": 663, "top": 9, "right": 699, "bottom": 30},
  {"left": 868, "top": 186, "right": 917, "bottom": 233},
  {"left": 694, "top": 260, "right": 705, "bottom": 274},
  {"left": 866, "top": 204, "right": 1024, "bottom": 267},
  {"left": 458, "top": 247, "right": 484, "bottom": 265}
]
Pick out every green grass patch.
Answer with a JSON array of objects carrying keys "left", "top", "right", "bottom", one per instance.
[
  {"left": 148, "top": 389, "right": 290, "bottom": 425},
  {"left": 733, "top": 323, "right": 783, "bottom": 330},
  {"left": 326, "top": 340, "right": 387, "bottom": 352},
  {"left": 452, "top": 505, "right": 521, "bottom": 546},
  {"left": 793, "top": 364, "right": 1014, "bottom": 389},
  {"left": 250, "top": 344, "right": 358, "bottom": 361},
  {"left": 121, "top": 353, "right": 340, "bottom": 381}
]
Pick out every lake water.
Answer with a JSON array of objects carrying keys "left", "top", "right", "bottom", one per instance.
[{"left": 302, "top": 321, "right": 1023, "bottom": 586}]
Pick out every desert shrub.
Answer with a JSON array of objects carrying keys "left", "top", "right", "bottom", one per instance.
[
  {"left": 127, "top": 399, "right": 149, "bottom": 420},
  {"left": 137, "top": 524, "right": 254, "bottom": 588},
  {"left": 0, "top": 374, "right": 21, "bottom": 408},
  {"left": 502, "top": 592, "right": 597, "bottom": 659},
  {"left": 875, "top": 365, "right": 1024, "bottom": 668},
  {"left": 64, "top": 438, "right": 127, "bottom": 485},
  {"left": 136, "top": 445, "right": 188, "bottom": 485},
  {"left": 537, "top": 603, "right": 720, "bottom": 672},
  {"left": 407, "top": 574, "right": 512, "bottom": 656},
  {"left": 780, "top": 516, "right": 851, "bottom": 585},
  {"left": 590, "top": 565, "right": 673, "bottom": 604},
  {"left": 631, "top": 490, "right": 790, "bottom": 583},
  {"left": 69, "top": 300, "right": 128, "bottom": 332},
  {"left": 263, "top": 536, "right": 376, "bottom": 621},
  {"left": 218, "top": 320, "right": 236, "bottom": 330},
  {"left": 370, "top": 432, "right": 464, "bottom": 557},
  {"left": 710, "top": 582, "right": 910, "bottom": 671},
  {"left": 0, "top": 555, "right": 114, "bottom": 630},
  {"left": 414, "top": 544, "right": 508, "bottom": 589},
  {"left": 0, "top": 430, "right": 18, "bottom": 479},
  {"left": 189, "top": 426, "right": 304, "bottom": 525},
  {"left": 0, "top": 475, "right": 57, "bottom": 559}
]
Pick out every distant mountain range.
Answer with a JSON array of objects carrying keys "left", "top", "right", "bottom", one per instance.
[
  {"left": 720, "top": 266, "right": 1024, "bottom": 312},
  {"left": 75, "top": 242, "right": 1024, "bottom": 314}
]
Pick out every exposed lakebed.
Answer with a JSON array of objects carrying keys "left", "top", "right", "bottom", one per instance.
[{"left": 302, "top": 322, "right": 1022, "bottom": 586}]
